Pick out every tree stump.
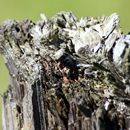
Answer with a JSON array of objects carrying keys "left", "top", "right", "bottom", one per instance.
[{"left": 0, "top": 12, "right": 130, "bottom": 130}]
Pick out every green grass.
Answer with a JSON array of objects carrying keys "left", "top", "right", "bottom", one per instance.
[
  {"left": 0, "top": 0, "right": 130, "bottom": 129},
  {"left": 0, "top": 0, "right": 130, "bottom": 32}
]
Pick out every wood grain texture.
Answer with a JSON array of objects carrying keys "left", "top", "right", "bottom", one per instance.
[{"left": 0, "top": 12, "right": 130, "bottom": 130}]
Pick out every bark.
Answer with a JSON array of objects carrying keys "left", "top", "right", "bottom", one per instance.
[{"left": 0, "top": 12, "right": 130, "bottom": 130}]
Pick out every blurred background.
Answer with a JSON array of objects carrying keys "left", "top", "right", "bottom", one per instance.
[{"left": 0, "top": 0, "right": 130, "bottom": 129}]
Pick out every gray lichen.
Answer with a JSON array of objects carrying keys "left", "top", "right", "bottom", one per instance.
[{"left": 1, "top": 12, "right": 130, "bottom": 130}]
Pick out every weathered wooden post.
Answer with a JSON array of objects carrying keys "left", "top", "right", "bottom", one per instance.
[{"left": 0, "top": 12, "right": 130, "bottom": 130}]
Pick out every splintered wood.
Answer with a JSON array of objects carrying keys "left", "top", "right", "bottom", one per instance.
[{"left": 1, "top": 12, "right": 130, "bottom": 130}]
